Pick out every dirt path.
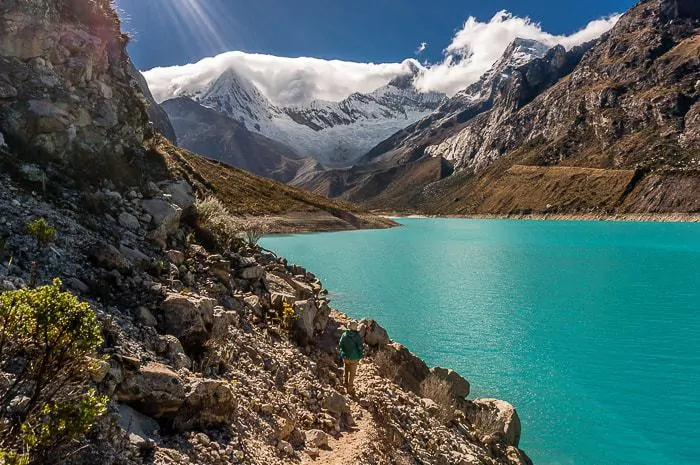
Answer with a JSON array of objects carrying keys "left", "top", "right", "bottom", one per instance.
[{"left": 301, "top": 399, "right": 377, "bottom": 465}]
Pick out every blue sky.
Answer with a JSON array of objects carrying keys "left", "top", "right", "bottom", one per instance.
[{"left": 116, "top": 0, "right": 634, "bottom": 70}]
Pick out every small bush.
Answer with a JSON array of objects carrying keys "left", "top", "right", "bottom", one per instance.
[
  {"left": 0, "top": 279, "right": 107, "bottom": 463},
  {"left": 372, "top": 348, "right": 399, "bottom": 383},
  {"left": 420, "top": 375, "right": 457, "bottom": 425},
  {"left": 194, "top": 197, "right": 243, "bottom": 251},
  {"left": 271, "top": 301, "right": 297, "bottom": 333},
  {"left": 241, "top": 218, "right": 270, "bottom": 245},
  {"left": 24, "top": 218, "right": 56, "bottom": 249}
]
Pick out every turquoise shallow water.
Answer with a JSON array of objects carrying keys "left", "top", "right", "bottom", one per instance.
[{"left": 261, "top": 218, "right": 700, "bottom": 465}]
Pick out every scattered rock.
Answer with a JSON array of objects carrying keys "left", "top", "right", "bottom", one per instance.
[
  {"left": 322, "top": 391, "right": 348, "bottom": 415},
  {"left": 89, "top": 243, "right": 131, "bottom": 272},
  {"left": 134, "top": 306, "right": 158, "bottom": 327},
  {"left": 116, "top": 362, "right": 186, "bottom": 418},
  {"left": 165, "top": 249, "right": 185, "bottom": 266},
  {"left": 304, "top": 429, "right": 329, "bottom": 448},
  {"left": 359, "top": 319, "right": 390, "bottom": 346},
  {"left": 239, "top": 265, "right": 264, "bottom": 280},
  {"left": 118, "top": 212, "right": 140, "bottom": 230}
]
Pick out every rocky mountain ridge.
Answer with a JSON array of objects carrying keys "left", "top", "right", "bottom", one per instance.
[
  {"left": 303, "top": 0, "right": 700, "bottom": 215},
  {"left": 289, "top": 37, "right": 596, "bottom": 208},
  {"left": 0, "top": 1, "right": 530, "bottom": 464},
  {"left": 162, "top": 65, "right": 446, "bottom": 167}
]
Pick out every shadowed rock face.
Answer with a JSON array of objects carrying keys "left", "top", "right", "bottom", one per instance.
[{"left": 0, "top": 0, "right": 152, "bottom": 170}]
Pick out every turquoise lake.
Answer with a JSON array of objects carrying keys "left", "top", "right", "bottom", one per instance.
[{"left": 261, "top": 218, "right": 700, "bottom": 465}]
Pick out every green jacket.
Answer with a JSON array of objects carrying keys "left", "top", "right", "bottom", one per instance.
[{"left": 339, "top": 329, "right": 363, "bottom": 361}]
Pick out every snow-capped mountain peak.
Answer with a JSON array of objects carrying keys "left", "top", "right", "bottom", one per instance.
[{"left": 169, "top": 65, "right": 447, "bottom": 166}]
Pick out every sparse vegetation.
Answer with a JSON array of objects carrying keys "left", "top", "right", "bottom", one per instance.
[
  {"left": 24, "top": 218, "right": 56, "bottom": 249},
  {"left": 0, "top": 279, "right": 107, "bottom": 464},
  {"left": 420, "top": 375, "right": 457, "bottom": 425},
  {"left": 470, "top": 406, "right": 504, "bottom": 441},
  {"left": 272, "top": 301, "right": 297, "bottom": 332},
  {"left": 194, "top": 196, "right": 244, "bottom": 251},
  {"left": 241, "top": 218, "right": 270, "bottom": 245},
  {"left": 373, "top": 348, "right": 400, "bottom": 383}
]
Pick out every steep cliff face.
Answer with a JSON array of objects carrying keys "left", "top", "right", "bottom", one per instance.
[
  {"left": 0, "top": 0, "right": 153, "bottom": 180},
  {"left": 425, "top": 0, "right": 699, "bottom": 174},
  {"left": 128, "top": 61, "right": 178, "bottom": 144}
]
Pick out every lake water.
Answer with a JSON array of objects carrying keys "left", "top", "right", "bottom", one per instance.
[{"left": 261, "top": 218, "right": 700, "bottom": 465}]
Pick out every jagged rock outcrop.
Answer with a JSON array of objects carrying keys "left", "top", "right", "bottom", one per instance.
[{"left": 0, "top": 0, "right": 154, "bottom": 182}]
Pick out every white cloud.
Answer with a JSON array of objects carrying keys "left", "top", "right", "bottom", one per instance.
[
  {"left": 144, "top": 53, "right": 420, "bottom": 105},
  {"left": 143, "top": 10, "right": 620, "bottom": 106},
  {"left": 416, "top": 42, "right": 428, "bottom": 54},
  {"left": 414, "top": 11, "right": 620, "bottom": 94}
]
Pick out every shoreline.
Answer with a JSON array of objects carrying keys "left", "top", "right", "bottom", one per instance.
[{"left": 380, "top": 212, "right": 700, "bottom": 223}]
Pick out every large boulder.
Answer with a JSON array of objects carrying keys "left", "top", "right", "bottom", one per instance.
[
  {"left": 292, "top": 299, "right": 331, "bottom": 344},
  {"left": 117, "top": 403, "right": 160, "bottom": 445},
  {"left": 115, "top": 362, "right": 186, "bottom": 418},
  {"left": 359, "top": 319, "right": 389, "bottom": 347},
  {"left": 160, "top": 179, "right": 195, "bottom": 211},
  {"left": 322, "top": 391, "right": 348, "bottom": 415},
  {"left": 160, "top": 293, "right": 217, "bottom": 351},
  {"left": 467, "top": 398, "right": 522, "bottom": 447},
  {"left": 141, "top": 199, "right": 182, "bottom": 242},
  {"left": 239, "top": 265, "right": 264, "bottom": 281},
  {"left": 173, "top": 379, "right": 237, "bottom": 431},
  {"left": 305, "top": 429, "right": 330, "bottom": 448},
  {"left": 430, "top": 367, "right": 470, "bottom": 399},
  {"left": 89, "top": 243, "right": 131, "bottom": 272}
]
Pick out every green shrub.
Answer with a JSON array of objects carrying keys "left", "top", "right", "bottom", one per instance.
[
  {"left": 24, "top": 218, "right": 56, "bottom": 249},
  {"left": 0, "top": 279, "right": 107, "bottom": 463}
]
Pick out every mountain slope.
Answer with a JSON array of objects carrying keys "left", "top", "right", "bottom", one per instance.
[
  {"left": 421, "top": 0, "right": 700, "bottom": 215},
  {"left": 294, "top": 37, "right": 595, "bottom": 208},
  {"left": 163, "top": 65, "right": 446, "bottom": 167},
  {"left": 358, "top": 39, "right": 593, "bottom": 167},
  {"left": 162, "top": 97, "right": 308, "bottom": 183},
  {"left": 314, "top": 0, "right": 699, "bottom": 216}
]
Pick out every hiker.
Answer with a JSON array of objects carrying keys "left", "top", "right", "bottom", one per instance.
[{"left": 338, "top": 321, "right": 364, "bottom": 396}]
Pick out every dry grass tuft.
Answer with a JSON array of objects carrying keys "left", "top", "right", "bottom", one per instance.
[{"left": 420, "top": 375, "right": 457, "bottom": 425}]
